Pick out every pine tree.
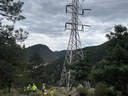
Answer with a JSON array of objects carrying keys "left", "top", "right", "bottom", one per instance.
[
  {"left": 0, "top": 0, "right": 28, "bottom": 92},
  {"left": 28, "top": 53, "right": 44, "bottom": 83}
]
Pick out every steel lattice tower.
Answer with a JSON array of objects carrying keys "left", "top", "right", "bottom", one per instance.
[{"left": 60, "top": 0, "right": 91, "bottom": 88}]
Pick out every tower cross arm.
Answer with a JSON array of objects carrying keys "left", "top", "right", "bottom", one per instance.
[
  {"left": 65, "top": 22, "right": 73, "bottom": 30},
  {"left": 83, "top": 24, "right": 91, "bottom": 27},
  {"left": 66, "top": 4, "right": 73, "bottom": 13},
  {"left": 81, "top": 24, "right": 91, "bottom": 31},
  {"left": 82, "top": 9, "right": 91, "bottom": 16}
]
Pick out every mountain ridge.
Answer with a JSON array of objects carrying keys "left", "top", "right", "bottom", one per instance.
[{"left": 27, "top": 42, "right": 108, "bottom": 64}]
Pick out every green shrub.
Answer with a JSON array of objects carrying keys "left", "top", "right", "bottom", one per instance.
[
  {"left": 31, "top": 93, "right": 41, "bottom": 96},
  {"left": 78, "top": 87, "right": 88, "bottom": 96},
  {"left": 18, "top": 87, "right": 25, "bottom": 94},
  {"left": 95, "top": 83, "right": 116, "bottom": 96},
  {"left": 1, "top": 88, "right": 8, "bottom": 94}
]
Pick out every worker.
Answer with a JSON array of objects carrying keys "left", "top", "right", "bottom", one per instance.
[
  {"left": 42, "top": 84, "right": 45, "bottom": 94},
  {"left": 32, "top": 83, "right": 38, "bottom": 93},
  {"left": 26, "top": 84, "right": 31, "bottom": 95},
  {"left": 24, "top": 86, "right": 26, "bottom": 92},
  {"left": 50, "top": 89, "right": 54, "bottom": 96},
  {"left": 44, "top": 90, "right": 48, "bottom": 96},
  {"left": 23, "top": 86, "right": 27, "bottom": 95}
]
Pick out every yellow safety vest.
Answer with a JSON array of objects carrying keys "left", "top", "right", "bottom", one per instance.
[
  {"left": 42, "top": 86, "right": 45, "bottom": 90},
  {"left": 44, "top": 92, "right": 47, "bottom": 96},
  {"left": 32, "top": 85, "right": 38, "bottom": 91},
  {"left": 50, "top": 90, "right": 54, "bottom": 96}
]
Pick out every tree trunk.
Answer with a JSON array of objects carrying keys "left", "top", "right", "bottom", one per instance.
[
  {"left": 122, "top": 85, "right": 128, "bottom": 96},
  {"left": 8, "top": 79, "right": 12, "bottom": 93}
]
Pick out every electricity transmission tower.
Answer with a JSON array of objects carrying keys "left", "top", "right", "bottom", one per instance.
[{"left": 60, "top": 0, "right": 91, "bottom": 88}]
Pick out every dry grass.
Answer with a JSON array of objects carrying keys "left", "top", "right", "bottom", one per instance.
[
  {"left": 0, "top": 88, "right": 42, "bottom": 96},
  {"left": 0, "top": 87, "right": 78, "bottom": 96}
]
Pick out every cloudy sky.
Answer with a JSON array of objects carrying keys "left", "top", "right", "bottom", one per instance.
[{"left": 15, "top": 0, "right": 128, "bottom": 51}]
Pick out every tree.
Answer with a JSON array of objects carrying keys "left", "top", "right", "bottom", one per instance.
[
  {"left": 90, "top": 25, "right": 128, "bottom": 96},
  {"left": 15, "top": 28, "right": 29, "bottom": 46},
  {"left": 106, "top": 25, "right": 128, "bottom": 50},
  {"left": 0, "top": 0, "right": 25, "bottom": 22},
  {"left": 28, "top": 53, "right": 44, "bottom": 70},
  {"left": 0, "top": 0, "right": 28, "bottom": 92},
  {"left": 28, "top": 53, "right": 44, "bottom": 84},
  {"left": 0, "top": 41, "right": 26, "bottom": 91},
  {"left": 71, "top": 56, "right": 91, "bottom": 85},
  {"left": 0, "top": 24, "right": 27, "bottom": 91}
]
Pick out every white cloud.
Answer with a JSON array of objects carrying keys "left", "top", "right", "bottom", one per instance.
[{"left": 24, "top": 33, "right": 69, "bottom": 51}]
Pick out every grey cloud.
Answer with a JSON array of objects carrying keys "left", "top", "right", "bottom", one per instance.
[
  {"left": 16, "top": 0, "right": 128, "bottom": 50},
  {"left": 19, "top": 0, "right": 69, "bottom": 37},
  {"left": 85, "top": 0, "right": 128, "bottom": 21},
  {"left": 20, "top": 0, "right": 128, "bottom": 32}
]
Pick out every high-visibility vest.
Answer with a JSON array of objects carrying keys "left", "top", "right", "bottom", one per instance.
[
  {"left": 24, "top": 87, "right": 26, "bottom": 91},
  {"left": 26, "top": 85, "right": 31, "bottom": 91},
  {"left": 44, "top": 92, "right": 47, "bottom": 96},
  {"left": 32, "top": 85, "right": 38, "bottom": 91},
  {"left": 42, "top": 85, "right": 45, "bottom": 90},
  {"left": 50, "top": 90, "right": 54, "bottom": 96}
]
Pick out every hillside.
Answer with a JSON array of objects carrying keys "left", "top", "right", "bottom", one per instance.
[
  {"left": 26, "top": 44, "right": 59, "bottom": 63},
  {"left": 27, "top": 42, "right": 108, "bottom": 65},
  {"left": 26, "top": 42, "right": 108, "bottom": 85},
  {"left": 53, "top": 42, "right": 108, "bottom": 65},
  {"left": 83, "top": 42, "right": 108, "bottom": 65},
  {"left": 54, "top": 50, "right": 66, "bottom": 57},
  {"left": 42, "top": 42, "right": 108, "bottom": 84}
]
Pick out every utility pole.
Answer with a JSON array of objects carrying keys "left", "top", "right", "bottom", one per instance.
[{"left": 60, "top": 0, "right": 91, "bottom": 88}]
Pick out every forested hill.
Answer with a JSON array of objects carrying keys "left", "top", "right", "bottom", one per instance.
[
  {"left": 54, "top": 50, "right": 66, "bottom": 57},
  {"left": 83, "top": 42, "right": 108, "bottom": 65},
  {"left": 27, "top": 42, "right": 108, "bottom": 65},
  {"left": 26, "top": 44, "right": 59, "bottom": 63},
  {"left": 40, "top": 42, "right": 108, "bottom": 85}
]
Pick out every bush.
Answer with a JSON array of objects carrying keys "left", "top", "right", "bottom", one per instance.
[
  {"left": 1, "top": 88, "right": 8, "bottom": 94},
  {"left": 95, "top": 83, "right": 116, "bottom": 96},
  {"left": 78, "top": 87, "right": 88, "bottom": 96},
  {"left": 31, "top": 94, "right": 41, "bottom": 96}
]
